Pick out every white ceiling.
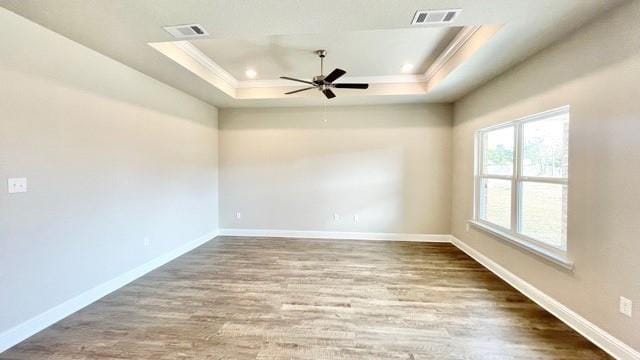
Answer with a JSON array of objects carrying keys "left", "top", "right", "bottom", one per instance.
[
  {"left": 191, "top": 27, "right": 461, "bottom": 80},
  {"left": 0, "top": 0, "right": 626, "bottom": 108}
]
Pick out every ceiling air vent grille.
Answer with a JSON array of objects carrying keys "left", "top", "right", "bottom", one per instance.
[
  {"left": 163, "top": 24, "right": 209, "bottom": 39},
  {"left": 412, "top": 9, "right": 461, "bottom": 25}
]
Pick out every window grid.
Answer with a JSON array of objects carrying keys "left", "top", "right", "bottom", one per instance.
[{"left": 474, "top": 106, "right": 569, "bottom": 254}]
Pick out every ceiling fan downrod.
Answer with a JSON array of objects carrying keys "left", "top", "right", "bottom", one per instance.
[{"left": 314, "top": 49, "right": 327, "bottom": 84}]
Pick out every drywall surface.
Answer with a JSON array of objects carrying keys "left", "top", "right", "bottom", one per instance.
[
  {"left": 0, "top": 8, "right": 219, "bottom": 335},
  {"left": 451, "top": 1, "right": 640, "bottom": 349},
  {"left": 219, "top": 104, "right": 452, "bottom": 234}
]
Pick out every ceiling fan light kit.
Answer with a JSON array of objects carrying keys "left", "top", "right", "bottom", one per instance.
[{"left": 280, "top": 49, "right": 369, "bottom": 99}]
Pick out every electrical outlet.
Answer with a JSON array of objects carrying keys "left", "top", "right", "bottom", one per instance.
[
  {"left": 353, "top": 214, "right": 359, "bottom": 223},
  {"left": 619, "top": 296, "right": 632, "bottom": 317},
  {"left": 466, "top": 223, "right": 470, "bottom": 231},
  {"left": 235, "top": 211, "right": 242, "bottom": 220},
  {"left": 143, "top": 237, "right": 150, "bottom": 247},
  {"left": 333, "top": 213, "right": 340, "bottom": 221}
]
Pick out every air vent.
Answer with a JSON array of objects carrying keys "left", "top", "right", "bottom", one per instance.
[
  {"left": 412, "top": 9, "right": 461, "bottom": 25},
  {"left": 163, "top": 24, "right": 209, "bottom": 39}
]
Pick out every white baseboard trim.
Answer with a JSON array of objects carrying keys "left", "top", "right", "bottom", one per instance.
[
  {"left": 218, "top": 228, "right": 450, "bottom": 242},
  {"left": 0, "top": 229, "right": 219, "bottom": 354},
  {"left": 449, "top": 235, "right": 639, "bottom": 360}
]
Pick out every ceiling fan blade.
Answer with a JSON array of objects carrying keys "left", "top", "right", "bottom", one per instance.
[
  {"left": 322, "top": 89, "right": 336, "bottom": 99},
  {"left": 333, "top": 83, "right": 369, "bottom": 89},
  {"left": 284, "top": 86, "right": 315, "bottom": 95},
  {"left": 280, "top": 76, "right": 315, "bottom": 86},
  {"left": 323, "top": 68, "right": 346, "bottom": 83}
]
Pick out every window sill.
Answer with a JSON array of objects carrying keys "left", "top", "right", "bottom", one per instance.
[{"left": 467, "top": 220, "right": 574, "bottom": 271}]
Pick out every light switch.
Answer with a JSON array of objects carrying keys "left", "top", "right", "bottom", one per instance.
[{"left": 8, "top": 178, "right": 27, "bottom": 193}]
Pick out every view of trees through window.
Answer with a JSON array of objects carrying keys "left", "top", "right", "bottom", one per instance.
[
  {"left": 477, "top": 108, "right": 569, "bottom": 250},
  {"left": 522, "top": 117, "right": 569, "bottom": 178},
  {"left": 482, "top": 126, "right": 513, "bottom": 175}
]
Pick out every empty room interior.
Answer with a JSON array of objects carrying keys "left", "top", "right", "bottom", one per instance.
[{"left": 1, "top": 0, "right": 639, "bottom": 359}]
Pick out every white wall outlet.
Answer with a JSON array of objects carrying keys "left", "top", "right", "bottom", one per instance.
[
  {"left": 235, "top": 211, "right": 242, "bottom": 220},
  {"left": 333, "top": 213, "right": 340, "bottom": 221},
  {"left": 8, "top": 178, "right": 27, "bottom": 193},
  {"left": 619, "top": 296, "right": 632, "bottom": 317},
  {"left": 143, "top": 237, "right": 151, "bottom": 247},
  {"left": 466, "top": 223, "right": 470, "bottom": 231},
  {"left": 353, "top": 214, "right": 359, "bottom": 223}
]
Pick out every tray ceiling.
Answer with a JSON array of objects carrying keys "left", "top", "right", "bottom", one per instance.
[{"left": 0, "top": 0, "right": 626, "bottom": 107}]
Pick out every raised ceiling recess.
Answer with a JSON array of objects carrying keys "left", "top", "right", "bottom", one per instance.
[{"left": 149, "top": 24, "right": 502, "bottom": 102}]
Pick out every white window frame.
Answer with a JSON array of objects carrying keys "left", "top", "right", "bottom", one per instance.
[{"left": 470, "top": 106, "right": 572, "bottom": 269}]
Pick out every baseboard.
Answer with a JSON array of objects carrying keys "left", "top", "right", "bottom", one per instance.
[
  {"left": 0, "top": 229, "right": 219, "bottom": 354},
  {"left": 449, "top": 235, "right": 640, "bottom": 360},
  {"left": 218, "top": 228, "right": 450, "bottom": 242}
]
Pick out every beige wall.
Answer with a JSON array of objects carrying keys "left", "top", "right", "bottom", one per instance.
[
  {"left": 451, "top": 0, "right": 640, "bottom": 349},
  {"left": 219, "top": 104, "right": 452, "bottom": 234},
  {"left": 0, "top": 8, "right": 219, "bottom": 334}
]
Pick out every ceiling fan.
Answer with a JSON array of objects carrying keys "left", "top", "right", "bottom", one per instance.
[{"left": 280, "top": 50, "right": 369, "bottom": 99}]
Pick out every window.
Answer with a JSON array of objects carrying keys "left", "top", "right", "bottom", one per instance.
[{"left": 473, "top": 106, "right": 569, "bottom": 260}]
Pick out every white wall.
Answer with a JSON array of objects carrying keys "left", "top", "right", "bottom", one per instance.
[
  {"left": 0, "top": 8, "right": 219, "bottom": 336},
  {"left": 451, "top": 0, "right": 640, "bottom": 350},
  {"left": 219, "top": 104, "right": 452, "bottom": 235}
]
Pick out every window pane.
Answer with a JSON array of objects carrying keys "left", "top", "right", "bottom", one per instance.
[
  {"left": 520, "top": 182, "right": 567, "bottom": 248},
  {"left": 482, "top": 126, "right": 514, "bottom": 176},
  {"left": 479, "top": 178, "right": 512, "bottom": 229},
  {"left": 522, "top": 114, "right": 569, "bottom": 178}
]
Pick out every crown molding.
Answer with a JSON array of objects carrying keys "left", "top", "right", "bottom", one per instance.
[
  {"left": 173, "top": 41, "right": 238, "bottom": 88},
  {"left": 423, "top": 25, "right": 481, "bottom": 81}
]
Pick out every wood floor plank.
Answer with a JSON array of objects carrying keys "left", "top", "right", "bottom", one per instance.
[{"left": 1, "top": 237, "right": 611, "bottom": 359}]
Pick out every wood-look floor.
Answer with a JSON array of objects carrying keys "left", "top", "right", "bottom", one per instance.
[{"left": 2, "top": 237, "right": 610, "bottom": 359}]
